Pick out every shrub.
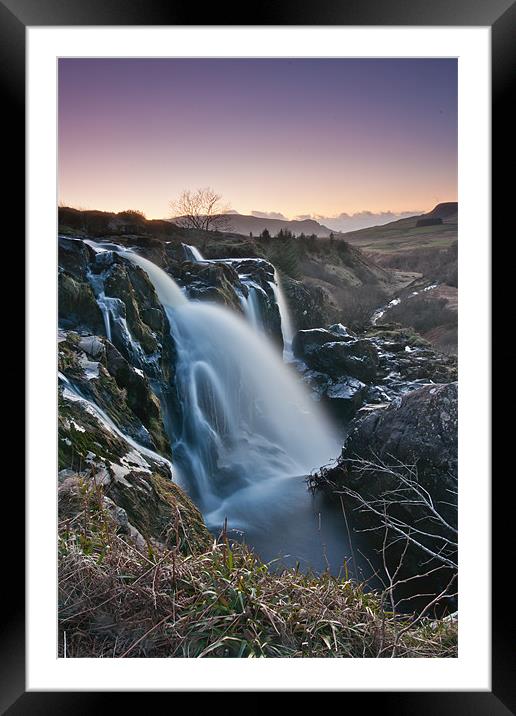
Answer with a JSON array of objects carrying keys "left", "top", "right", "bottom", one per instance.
[{"left": 387, "top": 295, "right": 456, "bottom": 335}]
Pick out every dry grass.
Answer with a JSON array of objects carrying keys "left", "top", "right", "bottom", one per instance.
[{"left": 58, "top": 485, "right": 457, "bottom": 659}]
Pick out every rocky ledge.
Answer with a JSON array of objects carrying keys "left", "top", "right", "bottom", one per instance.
[
  {"left": 311, "top": 382, "right": 458, "bottom": 601},
  {"left": 291, "top": 322, "right": 457, "bottom": 421},
  {"left": 58, "top": 236, "right": 211, "bottom": 556}
]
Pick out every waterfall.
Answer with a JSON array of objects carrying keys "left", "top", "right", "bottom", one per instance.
[
  {"left": 239, "top": 281, "right": 267, "bottom": 332},
  {"left": 124, "top": 251, "right": 188, "bottom": 309},
  {"left": 121, "top": 250, "right": 339, "bottom": 518},
  {"left": 78, "top": 240, "right": 339, "bottom": 533},
  {"left": 182, "top": 243, "right": 205, "bottom": 262},
  {"left": 66, "top": 238, "right": 354, "bottom": 570},
  {"left": 180, "top": 245, "right": 293, "bottom": 353},
  {"left": 270, "top": 272, "right": 294, "bottom": 359}
]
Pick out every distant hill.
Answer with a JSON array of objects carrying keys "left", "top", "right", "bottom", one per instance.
[
  {"left": 204, "top": 213, "right": 334, "bottom": 238},
  {"left": 424, "top": 202, "right": 458, "bottom": 222},
  {"left": 340, "top": 203, "right": 457, "bottom": 257}
]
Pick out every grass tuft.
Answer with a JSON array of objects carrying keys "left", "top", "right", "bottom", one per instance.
[{"left": 58, "top": 484, "right": 457, "bottom": 659}]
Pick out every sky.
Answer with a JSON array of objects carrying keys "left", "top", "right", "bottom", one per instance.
[{"left": 58, "top": 58, "right": 457, "bottom": 225}]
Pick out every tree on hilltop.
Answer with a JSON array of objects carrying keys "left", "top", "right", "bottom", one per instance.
[{"left": 170, "top": 188, "right": 232, "bottom": 232}]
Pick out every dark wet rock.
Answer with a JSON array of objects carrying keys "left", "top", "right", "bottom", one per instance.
[
  {"left": 311, "top": 382, "right": 458, "bottom": 596},
  {"left": 303, "top": 339, "right": 379, "bottom": 383},
  {"left": 172, "top": 260, "right": 242, "bottom": 310},
  {"left": 362, "top": 384, "right": 391, "bottom": 405},
  {"left": 104, "top": 342, "right": 170, "bottom": 456},
  {"left": 104, "top": 263, "right": 160, "bottom": 354},
  {"left": 58, "top": 236, "right": 96, "bottom": 280},
  {"left": 327, "top": 323, "right": 356, "bottom": 339},
  {"left": 58, "top": 394, "right": 210, "bottom": 554},
  {"left": 324, "top": 377, "right": 368, "bottom": 419},
  {"left": 141, "top": 307, "right": 164, "bottom": 333},
  {"left": 319, "top": 382, "right": 458, "bottom": 507},
  {"left": 296, "top": 364, "right": 366, "bottom": 421},
  {"left": 58, "top": 271, "right": 104, "bottom": 333},
  {"left": 292, "top": 327, "right": 355, "bottom": 359},
  {"left": 78, "top": 335, "right": 105, "bottom": 360},
  {"left": 281, "top": 276, "right": 333, "bottom": 330},
  {"left": 230, "top": 258, "right": 275, "bottom": 284},
  {"left": 293, "top": 321, "right": 456, "bottom": 422},
  {"left": 59, "top": 332, "right": 170, "bottom": 456}
]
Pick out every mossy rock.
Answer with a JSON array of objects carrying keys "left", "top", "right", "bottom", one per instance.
[
  {"left": 58, "top": 271, "right": 104, "bottom": 333},
  {"left": 364, "top": 324, "right": 431, "bottom": 348},
  {"left": 108, "top": 471, "right": 210, "bottom": 554},
  {"left": 58, "top": 236, "right": 96, "bottom": 280},
  {"left": 58, "top": 389, "right": 130, "bottom": 470},
  {"left": 59, "top": 333, "right": 171, "bottom": 457},
  {"left": 59, "top": 386, "right": 209, "bottom": 554}
]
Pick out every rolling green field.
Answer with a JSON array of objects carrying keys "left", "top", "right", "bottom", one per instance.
[{"left": 341, "top": 216, "right": 457, "bottom": 257}]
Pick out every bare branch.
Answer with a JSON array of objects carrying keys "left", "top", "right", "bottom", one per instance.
[{"left": 170, "top": 187, "right": 232, "bottom": 232}]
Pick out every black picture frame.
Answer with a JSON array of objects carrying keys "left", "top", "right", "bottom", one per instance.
[{"left": 6, "top": 0, "right": 511, "bottom": 709}]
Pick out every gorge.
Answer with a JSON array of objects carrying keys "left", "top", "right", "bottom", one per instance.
[{"left": 58, "top": 228, "right": 458, "bottom": 657}]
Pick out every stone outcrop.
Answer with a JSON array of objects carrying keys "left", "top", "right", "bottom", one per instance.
[
  {"left": 59, "top": 331, "right": 170, "bottom": 456},
  {"left": 281, "top": 276, "right": 333, "bottom": 330},
  {"left": 293, "top": 322, "right": 458, "bottom": 422},
  {"left": 58, "top": 386, "right": 210, "bottom": 554},
  {"left": 339, "top": 382, "right": 458, "bottom": 496}
]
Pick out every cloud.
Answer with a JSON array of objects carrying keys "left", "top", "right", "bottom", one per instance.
[
  {"left": 310, "top": 210, "right": 422, "bottom": 233},
  {"left": 251, "top": 210, "right": 288, "bottom": 220}
]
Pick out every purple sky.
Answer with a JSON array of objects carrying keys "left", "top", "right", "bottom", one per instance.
[{"left": 58, "top": 58, "right": 457, "bottom": 221}]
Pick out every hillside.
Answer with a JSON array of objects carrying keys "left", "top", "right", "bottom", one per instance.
[
  {"left": 338, "top": 203, "right": 458, "bottom": 353},
  {"left": 183, "top": 212, "right": 334, "bottom": 238},
  {"left": 58, "top": 206, "right": 418, "bottom": 327},
  {"left": 341, "top": 202, "right": 457, "bottom": 263}
]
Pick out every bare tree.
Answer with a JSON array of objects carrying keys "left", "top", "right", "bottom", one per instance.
[
  {"left": 170, "top": 187, "right": 232, "bottom": 232},
  {"left": 310, "top": 453, "right": 458, "bottom": 623},
  {"left": 313, "top": 453, "right": 458, "bottom": 570}
]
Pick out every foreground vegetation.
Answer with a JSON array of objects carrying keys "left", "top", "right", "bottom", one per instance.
[{"left": 59, "top": 480, "right": 457, "bottom": 659}]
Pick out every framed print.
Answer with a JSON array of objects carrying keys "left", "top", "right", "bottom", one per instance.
[{"left": 5, "top": 0, "right": 512, "bottom": 708}]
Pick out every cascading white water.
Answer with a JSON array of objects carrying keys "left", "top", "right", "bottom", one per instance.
[
  {"left": 122, "top": 250, "right": 340, "bottom": 520},
  {"left": 180, "top": 244, "right": 294, "bottom": 350},
  {"left": 124, "top": 252, "right": 188, "bottom": 309},
  {"left": 71, "top": 238, "right": 362, "bottom": 574},
  {"left": 239, "top": 281, "right": 267, "bottom": 331},
  {"left": 182, "top": 243, "right": 205, "bottom": 262},
  {"left": 270, "top": 272, "right": 295, "bottom": 359}
]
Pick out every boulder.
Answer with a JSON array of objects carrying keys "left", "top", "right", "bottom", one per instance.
[
  {"left": 320, "top": 382, "right": 458, "bottom": 514},
  {"left": 312, "top": 382, "right": 458, "bottom": 599},
  {"left": 325, "top": 377, "right": 367, "bottom": 419},
  {"left": 303, "top": 339, "right": 379, "bottom": 383},
  {"left": 78, "top": 335, "right": 105, "bottom": 360},
  {"left": 58, "top": 236, "right": 96, "bottom": 280},
  {"left": 58, "top": 271, "right": 104, "bottom": 333},
  {"left": 281, "top": 276, "right": 333, "bottom": 330},
  {"left": 173, "top": 261, "right": 242, "bottom": 311},
  {"left": 292, "top": 327, "right": 355, "bottom": 359}
]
